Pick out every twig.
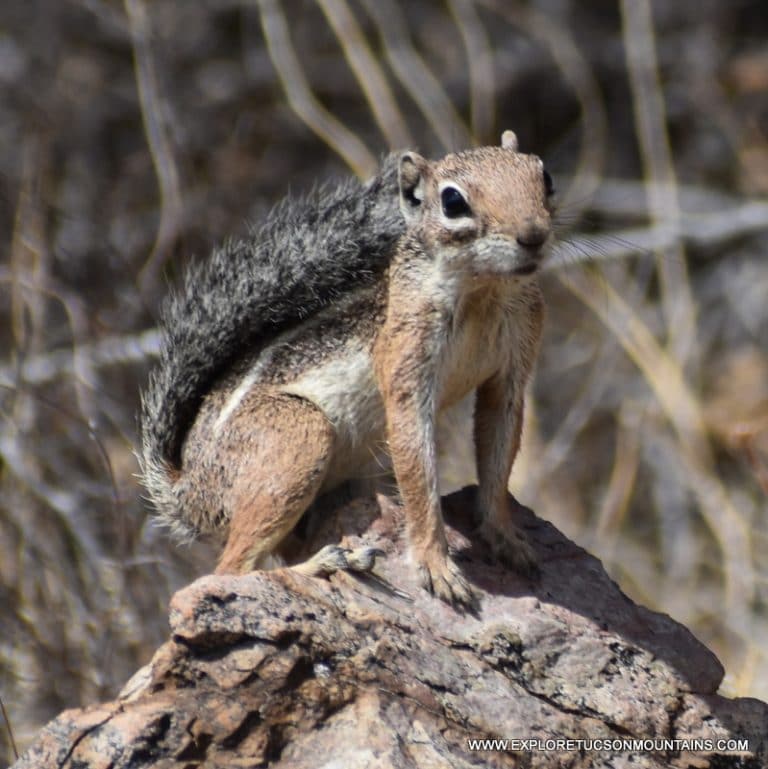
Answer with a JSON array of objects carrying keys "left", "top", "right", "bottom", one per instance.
[
  {"left": 359, "top": 0, "right": 472, "bottom": 151},
  {"left": 1, "top": 266, "right": 101, "bottom": 431},
  {"left": 8, "top": 134, "right": 53, "bottom": 447},
  {"left": 315, "top": 0, "right": 411, "bottom": 148},
  {"left": 0, "top": 696, "right": 18, "bottom": 760},
  {"left": 10, "top": 136, "right": 51, "bottom": 361},
  {"left": 546, "top": 197, "right": 768, "bottom": 269},
  {"left": 256, "top": 0, "right": 378, "bottom": 178},
  {"left": 586, "top": 177, "right": 748, "bottom": 218},
  {"left": 561, "top": 266, "right": 755, "bottom": 627},
  {"left": 620, "top": 0, "right": 696, "bottom": 366},
  {"left": 124, "top": 0, "right": 184, "bottom": 293},
  {"left": 0, "top": 429, "right": 107, "bottom": 567},
  {"left": 0, "top": 327, "right": 160, "bottom": 389},
  {"left": 594, "top": 400, "right": 643, "bottom": 550},
  {"left": 447, "top": 0, "right": 495, "bottom": 142}
]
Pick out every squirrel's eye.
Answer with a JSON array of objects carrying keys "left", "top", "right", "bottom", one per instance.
[
  {"left": 543, "top": 168, "right": 555, "bottom": 197},
  {"left": 441, "top": 186, "right": 471, "bottom": 218}
]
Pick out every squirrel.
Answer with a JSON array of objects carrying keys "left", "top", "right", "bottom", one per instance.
[{"left": 140, "top": 130, "right": 554, "bottom": 609}]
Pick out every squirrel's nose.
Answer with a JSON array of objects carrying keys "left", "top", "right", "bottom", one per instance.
[{"left": 516, "top": 219, "right": 549, "bottom": 248}]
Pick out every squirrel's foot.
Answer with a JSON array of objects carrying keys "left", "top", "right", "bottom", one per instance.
[
  {"left": 477, "top": 518, "right": 539, "bottom": 578},
  {"left": 292, "top": 544, "right": 385, "bottom": 578},
  {"left": 417, "top": 551, "right": 478, "bottom": 612}
]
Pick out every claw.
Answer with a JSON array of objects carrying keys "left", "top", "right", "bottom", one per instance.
[
  {"left": 478, "top": 520, "right": 539, "bottom": 578},
  {"left": 345, "top": 546, "right": 386, "bottom": 573},
  {"left": 418, "top": 554, "right": 479, "bottom": 612}
]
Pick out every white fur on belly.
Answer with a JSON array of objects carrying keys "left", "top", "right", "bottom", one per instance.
[{"left": 283, "top": 346, "right": 385, "bottom": 451}]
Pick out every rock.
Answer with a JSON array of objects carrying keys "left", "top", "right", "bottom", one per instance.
[{"left": 12, "top": 488, "right": 768, "bottom": 768}]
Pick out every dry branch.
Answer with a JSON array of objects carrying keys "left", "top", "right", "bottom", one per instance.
[
  {"left": 620, "top": 0, "right": 696, "bottom": 365},
  {"left": 257, "top": 0, "right": 378, "bottom": 176}
]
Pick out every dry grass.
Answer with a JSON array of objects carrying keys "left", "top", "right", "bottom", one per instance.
[{"left": 1, "top": 0, "right": 766, "bottom": 761}]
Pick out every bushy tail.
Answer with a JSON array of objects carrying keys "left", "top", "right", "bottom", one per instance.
[
  {"left": 140, "top": 155, "right": 404, "bottom": 536},
  {"left": 137, "top": 430, "right": 197, "bottom": 541}
]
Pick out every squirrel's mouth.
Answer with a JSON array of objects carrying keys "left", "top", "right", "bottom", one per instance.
[
  {"left": 470, "top": 239, "right": 545, "bottom": 277},
  {"left": 512, "top": 262, "right": 539, "bottom": 276}
]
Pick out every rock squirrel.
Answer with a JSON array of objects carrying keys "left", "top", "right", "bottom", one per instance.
[{"left": 140, "top": 131, "right": 554, "bottom": 609}]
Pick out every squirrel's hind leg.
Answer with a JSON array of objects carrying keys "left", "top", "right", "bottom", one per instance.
[{"left": 213, "top": 390, "right": 336, "bottom": 575}]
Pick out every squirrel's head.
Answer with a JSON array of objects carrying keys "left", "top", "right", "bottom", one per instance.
[{"left": 397, "top": 130, "right": 554, "bottom": 280}]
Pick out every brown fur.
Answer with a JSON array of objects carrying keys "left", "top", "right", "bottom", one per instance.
[{"left": 175, "top": 133, "right": 553, "bottom": 608}]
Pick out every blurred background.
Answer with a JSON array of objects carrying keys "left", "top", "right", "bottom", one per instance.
[{"left": 1, "top": 0, "right": 767, "bottom": 761}]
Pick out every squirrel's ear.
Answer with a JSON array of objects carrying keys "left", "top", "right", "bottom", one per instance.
[
  {"left": 398, "top": 151, "right": 428, "bottom": 223},
  {"left": 501, "top": 130, "right": 518, "bottom": 151}
]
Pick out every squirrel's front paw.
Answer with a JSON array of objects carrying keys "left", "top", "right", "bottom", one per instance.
[
  {"left": 477, "top": 519, "right": 539, "bottom": 578},
  {"left": 417, "top": 551, "right": 478, "bottom": 611}
]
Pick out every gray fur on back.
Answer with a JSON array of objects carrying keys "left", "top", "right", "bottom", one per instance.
[{"left": 140, "top": 154, "right": 404, "bottom": 499}]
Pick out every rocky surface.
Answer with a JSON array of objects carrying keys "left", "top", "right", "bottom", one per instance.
[{"left": 12, "top": 488, "right": 767, "bottom": 768}]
